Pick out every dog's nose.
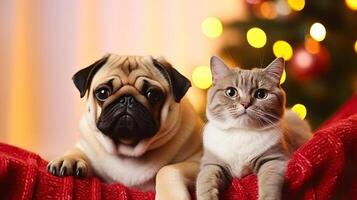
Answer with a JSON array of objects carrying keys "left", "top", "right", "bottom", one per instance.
[{"left": 118, "top": 95, "right": 134, "bottom": 107}]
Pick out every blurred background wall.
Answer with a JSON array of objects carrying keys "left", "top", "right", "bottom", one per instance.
[
  {"left": 0, "top": 0, "right": 245, "bottom": 159},
  {"left": 1, "top": 0, "right": 356, "bottom": 159}
]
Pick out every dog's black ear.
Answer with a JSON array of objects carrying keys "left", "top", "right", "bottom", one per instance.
[
  {"left": 72, "top": 55, "right": 109, "bottom": 98},
  {"left": 152, "top": 58, "right": 191, "bottom": 103}
]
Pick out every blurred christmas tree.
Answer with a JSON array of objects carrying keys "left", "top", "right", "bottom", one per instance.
[{"left": 214, "top": 0, "right": 357, "bottom": 128}]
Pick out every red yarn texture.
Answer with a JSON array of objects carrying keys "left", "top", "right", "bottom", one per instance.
[{"left": 0, "top": 95, "right": 357, "bottom": 200}]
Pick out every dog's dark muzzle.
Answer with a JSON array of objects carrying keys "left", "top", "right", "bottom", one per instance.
[{"left": 97, "top": 95, "right": 158, "bottom": 142}]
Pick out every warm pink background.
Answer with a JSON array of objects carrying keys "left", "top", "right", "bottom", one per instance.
[{"left": 0, "top": 0, "right": 246, "bottom": 159}]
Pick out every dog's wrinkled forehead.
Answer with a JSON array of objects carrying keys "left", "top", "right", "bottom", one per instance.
[
  {"left": 91, "top": 55, "right": 169, "bottom": 90},
  {"left": 72, "top": 54, "right": 191, "bottom": 103}
]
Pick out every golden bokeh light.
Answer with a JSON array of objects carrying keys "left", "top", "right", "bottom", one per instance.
[
  {"left": 192, "top": 66, "right": 212, "bottom": 89},
  {"left": 287, "top": 0, "right": 305, "bottom": 11},
  {"left": 280, "top": 69, "right": 286, "bottom": 85},
  {"left": 345, "top": 0, "right": 357, "bottom": 10},
  {"left": 291, "top": 104, "right": 307, "bottom": 119},
  {"left": 187, "top": 88, "right": 207, "bottom": 113},
  {"left": 260, "top": 2, "right": 278, "bottom": 19},
  {"left": 310, "top": 23, "right": 326, "bottom": 42},
  {"left": 354, "top": 41, "right": 357, "bottom": 53},
  {"left": 305, "top": 37, "right": 320, "bottom": 54},
  {"left": 246, "top": 27, "right": 267, "bottom": 48},
  {"left": 273, "top": 40, "right": 293, "bottom": 60},
  {"left": 201, "top": 17, "right": 223, "bottom": 38}
]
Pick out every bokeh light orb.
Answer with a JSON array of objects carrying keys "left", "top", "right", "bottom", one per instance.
[
  {"left": 201, "top": 17, "right": 223, "bottom": 38},
  {"left": 291, "top": 104, "right": 307, "bottom": 119},
  {"left": 305, "top": 37, "right": 320, "bottom": 54},
  {"left": 260, "top": 1, "right": 278, "bottom": 19},
  {"left": 287, "top": 0, "right": 305, "bottom": 11},
  {"left": 345, "top": 0, "right": 357, "bottom": 10},
  {"left": 273, "top": 40, "right": 293, "bottom": 60},
  {"left": 310, "top": 23, "right": 326, "bottom": 42},
  {"left": 289, "top": 45, "right": 330, "bottom": 82},
  {"left": 354, "top": 41, "right": 357, "bottom": 53},
  {"left": 246, "top": 27, "right": 267, "bottom": 48},
  {"left": 280, "top": 69, "right": 286, "bottom": 85},
  {"left": 246, "top": 0, "right": 261, "bottom": 4},
  {"left": 192, "top": 66, "right": 212, "bottom": 89},
  {"left": 276, "top": 0, "right": 292, "bottom": 16},
  {"left": 295, "top": 49, "right": 313, "bottom": 69}
]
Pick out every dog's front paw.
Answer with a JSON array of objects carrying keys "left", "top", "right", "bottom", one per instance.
[
  {"left": 47, "top": 156, "right": 89, "bottom": 178},
  {"left": 155, "top": 165, "right": 191, "bottom": 200},
  {"left": 155, "top": 190, "right": 191, "bottom": 200}
]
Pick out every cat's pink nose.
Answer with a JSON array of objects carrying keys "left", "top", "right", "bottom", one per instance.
[{"left": 241, "top": 102, "right": 251, "bottom": 109}]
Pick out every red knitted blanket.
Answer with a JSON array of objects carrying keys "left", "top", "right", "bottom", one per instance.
[{"left": 1, "top": 95, "right": 357, "bottom": 200}]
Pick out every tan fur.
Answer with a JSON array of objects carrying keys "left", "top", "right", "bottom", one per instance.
[
  {"left": 48, "top": 54, "right": 203, "bottom": 200},
  {"left": 282, "top": 110, "right": 312, "bottom": 151}
]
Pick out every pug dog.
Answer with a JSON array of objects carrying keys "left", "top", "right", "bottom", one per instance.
[{"left": 47, "top": 54, "right": 203, "bottom": 200}]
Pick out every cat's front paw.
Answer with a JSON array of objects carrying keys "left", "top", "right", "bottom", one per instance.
[
  {"left": 196, "top": 188, "right": 220, "bottom": 200},
  {"left": 196, "top": 164, "right": 227, "bottom": 200},
  {"left": 47, "top": 156, "right": 89, "bottom": 178},
  {"left": 258, "top": 196, "right": 280, "bottom": 200}
]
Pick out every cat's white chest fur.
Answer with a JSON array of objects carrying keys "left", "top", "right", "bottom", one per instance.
[{"left": 203, "top": 122, "right": 281, "bottom": 178}]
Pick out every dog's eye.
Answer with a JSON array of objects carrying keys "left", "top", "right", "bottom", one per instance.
[
  {"left": 225, "top": 87, "right": 238, "bottom": 98},
  {"left": 146, "top": 89, "right": 162, "bottom": 104},
  {"left": 254, "top": 89, "right": 268, "bottom": 99},
  {"left": 95, "top": 86, "right": 112, "bottom": 102}
]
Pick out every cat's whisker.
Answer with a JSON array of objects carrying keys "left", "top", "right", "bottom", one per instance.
[
  {"left": 254, "top": 109, "right": 280, "bottom": 119},
  {"left": 249, "top": 110, "right": 281, "bottom": 129},
  {"left": 254, "top": 110, "right": 281, "bottom": 123}
]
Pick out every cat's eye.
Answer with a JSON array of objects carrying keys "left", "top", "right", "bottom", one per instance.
[
  {"left": 254, "top": 89, "right": 268, "bottom": 99},
  {"left": 225, "top": 87, "right": 238, "bottom": 98},
  {"left": 95, "top": 86, "right": 112, "bottom": 102}
]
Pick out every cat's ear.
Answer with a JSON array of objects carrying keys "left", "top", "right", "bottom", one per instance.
[
  {"left": 263, "top": 57, "right": 284, "bottom": 84},
  {"left": 210, "top": 56, "right": 231, "bottom": 84}
]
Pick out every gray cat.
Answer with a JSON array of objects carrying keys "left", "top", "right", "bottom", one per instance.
[{"left": 196, "top": 56, "right": 312, "bottom": 200}]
